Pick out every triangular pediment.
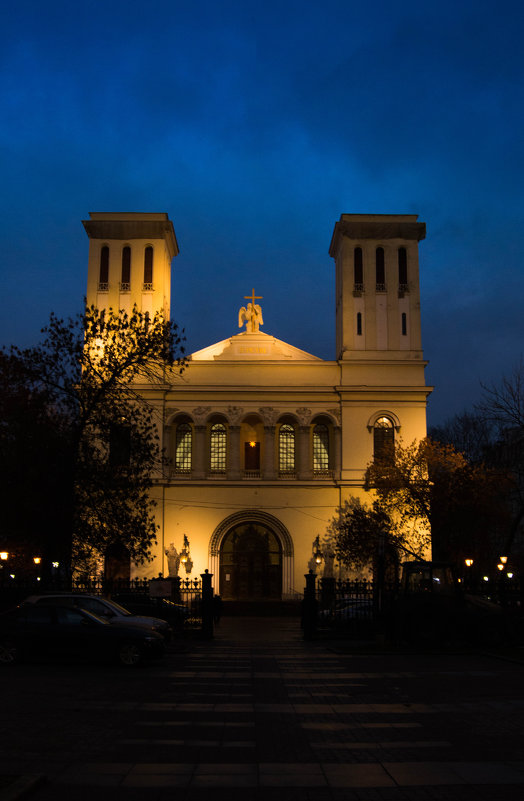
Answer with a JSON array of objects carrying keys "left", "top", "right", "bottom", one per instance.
[{"left": 190, "top": 332, "right": 321, "bottom": 361}]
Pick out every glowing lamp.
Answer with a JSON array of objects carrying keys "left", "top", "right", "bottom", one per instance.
[
  {"left": 0, "top": 551, "right": 8, "bottom": 561},
  {"left": 249, "top": 441, "right": 257, "bottom": 448},
  {"left": 483, "top": 576, "right": 489, "bottom": 582},
  {"left": 465, "top": 558, "right": 473, "bottom": 567},
  {"left": 500, "top": 556, "right": 508, "bottom": 564},
  {"left": 507, "top": 572, "right": 514, "bottom": 578},
  {"left": 497, "top": 563, "right": 504, "bottom": 571},
  {"left": 33, "top": 556, "right": 42, "bottom": 565}
]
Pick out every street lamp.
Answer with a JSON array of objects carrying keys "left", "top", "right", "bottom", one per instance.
[
  {"left": 0, "top": 552, "right": 8, "bottom": 561},
  {"left": 313, "top": 535, "right": 322, "bottom": 565},
  {"left": 465, "top": 558, "right": 474, "bottom": 568},
  {"left": 33, "top": 556, "right": 42, "bottom": 565},
  {"left": 500, "top": 556, "right": 508, "bottom": 565}
]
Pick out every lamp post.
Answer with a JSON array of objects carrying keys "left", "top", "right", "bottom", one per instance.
[
  {"left": 464, "top": 558, "right": 474, "bottom": 591},
  {"left": 313, "top": 535, "right": 322, "bottom": 566}
]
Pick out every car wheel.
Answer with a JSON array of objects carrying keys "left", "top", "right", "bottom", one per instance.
[
  {"left": 0, "top": 640, "right": 20, "bottom": 665},
  {"left": 118, "top": 642, "right": 143, "bottom": 667}
]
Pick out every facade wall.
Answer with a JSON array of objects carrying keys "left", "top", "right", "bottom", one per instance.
[{"left": 84, "top": 211, "right": 432, "bottom": 595}]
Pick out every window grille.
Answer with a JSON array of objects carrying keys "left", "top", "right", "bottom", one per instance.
[
  {"left": 279, "top": 424, "right": 295, "bottom": 473},
  {"left": 210, "top": 423, "right": 226, "bottom": 473},
  {"left": 313, "top": 424, "right": 329, "bottom": 473},
  {"left": 373, "top": 416, "right": 394, "bottom": 461},
  {"left": 175, "top": 423, "right": 192, "bottom": 472}
]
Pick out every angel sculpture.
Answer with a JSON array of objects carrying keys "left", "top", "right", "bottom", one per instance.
[{"left": 238, "top": 301, "right": 263, "bottom": 333}]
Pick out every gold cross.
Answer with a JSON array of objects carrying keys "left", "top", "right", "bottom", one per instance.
[
  {"left": 244, "top": 288, "right": 263, "bottom": 329},
  {"left": 244, "top": 288, "right": 262, "bottom": 307}
]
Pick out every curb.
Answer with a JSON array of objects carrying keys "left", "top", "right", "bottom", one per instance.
[{"left": 0, "top": 775, "right": 46, "bottom": 801}]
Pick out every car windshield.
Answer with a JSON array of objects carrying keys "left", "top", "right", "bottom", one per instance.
[{"left": 103, "top": 599, "right": 133, "bottom": 615}]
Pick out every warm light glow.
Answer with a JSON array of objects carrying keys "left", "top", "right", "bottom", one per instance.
[
  {"left": 0, "top": 551, "right": 8, "bottom": 561},
  {"left": 181, "top": 555, "right": 188, "bottom": 563},
  {"left": 52, "top": 561, "right": 59, "bottom": 569},
  {"left": 33, "top": 556, "right": 42, "bottom": 565},
  {"left": 465, "top": 558, "right": 474, "bottom": 567},
  {"left": 507, "top": 572, "right": 514, "bottom": 578},
  {"left": 500, "top": 556, "right": 508, "bottom": 564},
  {"left": 249, "top": 441, "right": 257, "bottom": 448},
  {"left": 483, "top": 576, "right": 489, "bottom": 582},
  {"left": 315, "top": 554, "right": 322, "bottom": 565},
  {"left": 497, "top": 563, "right": 504, "bottom": 571}
]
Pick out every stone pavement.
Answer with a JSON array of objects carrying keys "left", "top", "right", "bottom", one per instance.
[{"left": 2, "top": 616, "right": 524, "bottom": 800}]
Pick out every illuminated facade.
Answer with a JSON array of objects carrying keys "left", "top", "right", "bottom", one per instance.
[{"left": 83, "top": 212, "right": 431, "bottom": 598}]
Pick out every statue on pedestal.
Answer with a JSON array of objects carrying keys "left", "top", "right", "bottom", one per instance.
[{"left": 164, "top": 543, "right": 180, "bottom": 577}]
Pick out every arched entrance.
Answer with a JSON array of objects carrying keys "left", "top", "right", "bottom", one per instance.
[{"left": 219, "top": 522, "right": 282, "bottom": 600}]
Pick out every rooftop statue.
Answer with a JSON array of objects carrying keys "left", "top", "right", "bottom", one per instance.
[{"left": 238, "top": 288, "right": 263, "bottom": 333}]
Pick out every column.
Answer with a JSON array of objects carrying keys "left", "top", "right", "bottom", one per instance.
[
  {"left": 228, "top": 425, "right": 241, "bottom": 479},
  {"left": 333, "top": 426, "right": 342, "bottom": 478},
  {"left": 263, "top": 425, "right": 276, "bottom": 479},
  {"left": 193, "top": 424, "right": 206, "bottom": 479},
  {"left": 298, "top": 425, "right": 312, "bottom": 480}
]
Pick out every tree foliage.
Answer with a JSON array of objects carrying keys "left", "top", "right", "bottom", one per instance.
[
  {"left": 327, "top": 497, "right": 395, "bottom": 572},
  {"left": 2, "top": 305, "right": 186, "bottom": 572},
  {"left": 365, "top": 438, "right": 510, "bottom": 566}
]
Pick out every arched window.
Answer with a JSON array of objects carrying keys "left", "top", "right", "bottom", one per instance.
[
  {"left": 398, "top": 247, "right": 408, "bottom": 288},
  {"left": 401, "top": 312, "right": 407, "bottom": 336},
  {"left": 279, "top": 424, "right": 295, "bottom": 475},
  {"left": 356, "top": 311, "right": 362, "bottom": 336},
  {"left": 373, "top": 416, "right": 394, "bottom": 461},
  {"left": 175, "top": 423, "right": 192, "bottom": 473},
  {"left": 210, "top": 423, "right": 227, "bottom": 474},
  {"left": 376, "top": 247, "right": 385, "bottom": 291},
  {"left": 313, "top": 424, "right": 329, "bottom": 474},
  {"left": 99, "top": 246, "right": 109, "bottom": 290},
  {"left": 121, "top": 246, "right": 131, "bottom": 290},
  {"left": 143, "top": 246, "right": 153, "bottom": 289},
  {"left": 354, "top": 247, "right": 363, "bottom": 289}
]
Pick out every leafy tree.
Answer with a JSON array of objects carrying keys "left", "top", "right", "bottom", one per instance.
[
  {"left": 429, "top": 411, "right": 494, "bottom": 464},
  {"left": 4, "top": 304, "right": 185, "bottom": 574},
  {"left": 328, "top": 497, "right": 397, "bottom": 574},
  {"left": 365, "top": 438, "right": 510, "bottom": 569},
  {"left": 0, "top": 352, "right": 72, "bottom": 575}
]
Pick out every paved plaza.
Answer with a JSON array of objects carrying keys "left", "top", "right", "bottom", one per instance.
[{"left": 2, "top": 616, "right": 524, "bottom": 800}]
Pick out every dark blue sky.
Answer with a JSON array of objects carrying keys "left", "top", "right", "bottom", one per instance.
[{"left": 1, "top": 0, "right": 523, "bottom": 426}]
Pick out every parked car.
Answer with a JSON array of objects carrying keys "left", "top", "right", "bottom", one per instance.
[
  {"left": 110, "top": 593, "right": 190, "bottom": 631},
  {"left": 0, "top": 603, "right": 165, "bottom": 666},
  {"left": 319, "top": 598, "right": 374, "bottom": 621},
  {"left": 23, "top": 594, "right": 172, "bottom": 640},
  {"left": 394, "top": 561, "right": 517, "bottom": 646}
]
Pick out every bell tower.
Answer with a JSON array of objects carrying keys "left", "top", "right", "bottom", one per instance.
[
  {"left": 82, "top": 212, "right": 179, "bottom": 319},
  {"left": 329, "top": 214, "right": 426, "bottom": 361}
]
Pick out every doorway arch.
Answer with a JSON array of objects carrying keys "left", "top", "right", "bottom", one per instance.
[{"left": 209, "top": 511, "right": 294, "bottom": 599}]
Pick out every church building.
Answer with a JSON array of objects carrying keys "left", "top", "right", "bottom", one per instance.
[{"left": 82, "top": 212, "right": 431, "bottom": 599}]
